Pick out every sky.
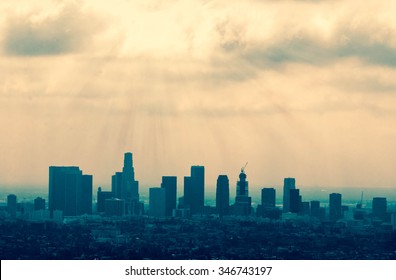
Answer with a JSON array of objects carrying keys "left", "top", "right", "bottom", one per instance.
[{"left": 1, "top": 0, "right": 396, "bottom": 191}]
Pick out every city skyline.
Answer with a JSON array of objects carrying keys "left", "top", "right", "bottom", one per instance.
[{"left": 2, "top": 0, "right": 396, "bottom": 189}]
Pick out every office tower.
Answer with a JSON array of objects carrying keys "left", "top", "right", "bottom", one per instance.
[
  {"left": 233, "top": 167, "right": 252, "bottom": 216},
  {"left": 329, "top": 193, "right": 342, "bottom": 222},
  {"left": 283, "top": 177, "right": 295, "bottom": 212},
  {"left": 149, "top": 187, "right": 166, "bottom": 217},
  {"left": 161, "top": 176, "right": 177, "bottom": 216},
  {"left": 183, "top": 166, "right": 205, "bottom": 215},
  {"left": 7, "top": 194, "right": 17, "bottom": 219},
  {"left": 289, "top": 189, "right": 301, "bottom": 213},
  {"left": 216, "top": 175, "right": 229, "bottom": 217},
  {"left": 34, "top": 197, "right": 46, "bottom": 211},
  {"left": 301, "top": 202, "right": 310, "bottom": 216},
  {"left": 105, "top": 198, "right": 125, "bottom": 216},
  {"left": 111, "top": 172, "right": 123, "bottom": 198},
  {"left": 310, "top": 200, "right": 320, "bottom": 219},
  {"left": 97, "top": 187, "right": 113, "bottom": 213},
  {"left": 80, "top": 174, "right": 93, "bottom": 215},
  {"left": 49, "top": 166, "right": 93, "bottom": 217},
  {"left": 372, "top": 197, "right": 387, "bottom": 221},
  {"left": 111, "top": 152, "right": 140, "bottom": 215},
  {"left": 191, "top": 166, "right": 205, "bottom": 214},
  {"left": 183, "top": 176, "right": 192, "bottom": 210},
  {"left": 261, "top": 188, "right": 276, "bottom": 209}
]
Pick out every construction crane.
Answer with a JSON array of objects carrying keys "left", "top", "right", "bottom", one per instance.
[
  {"left": 241, "top": 162, "right": 248, "bottom": 173},
  {"left": 356, "top": 191, "right": 364, "bottom": 209},
  {"left": 354, "top": 191, "right": 365, "bottom": 220}
]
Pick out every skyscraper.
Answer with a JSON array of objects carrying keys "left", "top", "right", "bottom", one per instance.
[
  {"left": 261, "top": 188, "right": 276, "bottom": 209},
  {"left": 289, "top": 189, "right": 301, "bottom": 214},
  {"left": 372, "top": 197, "right": 387, "bottom": 221},
  {"left": 111, "top": 152, "right": 140, "bottom": 215},
  {"left": 149, "top": 187, "right": 166, "bottom": 217},
  {"left": 184, "top": 166, "right": 205, "bottom": 215},
  {"left": 233, "top": 167, "right": 252, "bottom": 216},
  {"left": 97, "top": 187, "right": 113, "bottom": 213},
  {"left": 49, "top": 166, "right": 93, "bottom": 217},
  {"left": 329, "top": 193, "right": 342, "bottom": 222},
  {"left": 7, "top": 194, "right": 17, "bottom": 219},
  {"left": 161, "top": 176, "right": 177, "bottom": 216},
  {"left": 79, "top": 174, "right": 93, "bottom": 215},
  {"left": 34, "top": 197, "right": 46, "bottom": 211},
  {"left": 216, "top": 175, "right": 229, "bottom": 217},
  {"left": 105, "top": 198, "right": 125, "bottom": 216},
  {"left": 111, "top": 172, "right": 123, "bottom": 199},
  {"left": 310, "top": 200, "right": 321, "bottom": 219},
  {"left": 283, "top": 177, "right": 295, "bottom": 213},
  {"left": 183, "top": 176, "right": 192, "bottom": 211}
]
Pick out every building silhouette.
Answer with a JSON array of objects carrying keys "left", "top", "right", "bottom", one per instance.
[
  {"left": 97, "top": 187, "right": 113, "bottom": 213},
  {"left": 261, "top": 188, "right": 276, "bottom": 209},
  {"left": 7, "top": 194, "right": 17, "bottom": 219},
  {"left": 329, "top": 193, "right": 342, "bottom": 222},
  {"left": 289, "top": 189, "right": 301, "bottom": 214},
  {"left": 111, "top": 152, "right": 141, "bottom": 215},
  {"left": 34, "top": 197, "right": 46, "bottom": 211},
  {"left": 258, "top": 188, "right": 281, "bottom": 219},
  {"left": 301, "top": 201, "right": 310, "bottom": 216},
  {"left": 283, "top": 177, "right": 295, "bottom": 213},
  {"left": 111, "top": 172, "right": 123, "bottom": 199},
  {"left": 372, "top": 197, "right": 387, "bottom": 221},
  {"left": 184, "top": 166, "right": 205, "bottom": 215},
  {"left": 149, "top": 187, "right": 166, "bottom": 217},
  {"left": 232, "top": 167, "right": 252, "bottom": 216},
  {"left": 105, "top": 198, "right": 125, "bottom": 216},
  {"left": 48, "top": 166, "right": 92, "bottom": 217},
  {"left": 80, "top": 175, "right": 93, "bottom": 215},
  {"left": 310, "top": 200, "right": 321, "bottom": 219},
  {"left": 216, "top": 175, "right": 229, "bottom": 217},
  {"left": 161, "top": 176, "right": 177, "bottom": 216}
]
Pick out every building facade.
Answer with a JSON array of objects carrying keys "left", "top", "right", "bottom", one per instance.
[
  {"left": 161, "top": 176, "right": 177, "bottom": 216},
  {"left": 283, "top": 177, "right": 296, "bottom": 213},
  {"left": 216, "top": 175, "right": 229, "bottom": 217}
]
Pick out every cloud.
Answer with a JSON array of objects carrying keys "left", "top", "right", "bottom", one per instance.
[
  {"left": 3, "top": 2, "right": 104, "bottom": 56},
  {"left": 206, "top": 0, "right": 396, "bottom": 74}
]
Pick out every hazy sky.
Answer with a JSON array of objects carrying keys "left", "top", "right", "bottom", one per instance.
[{"left": 1, "top": 0, "right": 396, "bottom": 190}]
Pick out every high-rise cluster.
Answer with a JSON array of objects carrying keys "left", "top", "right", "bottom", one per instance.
[
  {"left": 42, "top": 152, "right": 392, "bottom": 224},
  {"left": 48, "top": 166, "right": 92, "bottom": 217}
]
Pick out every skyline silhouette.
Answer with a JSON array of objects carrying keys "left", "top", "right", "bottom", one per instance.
[{"left": 1, "top": 152, "right": 396, "bottom": 260}]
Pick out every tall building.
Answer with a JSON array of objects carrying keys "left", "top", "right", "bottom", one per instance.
[
  {"left": 301, "top": 202, "right": 310, "bottom": 216},
  {"left": 34, "top": 197, "right": 46, "bottom": 211},
  {"left": 289, "top": 189, "right": 301, "bottom": 214},
  {"left": 261, "top": 188, "right": 276, "bottom": 209},
  {"left": 183, "top": 166, "right": 205, "bottom": 215},
  {"left": 111, "top": 172, "right": 123, "bottom": 198},
  {"left": 310, "top": 200, "right": 321, "bottom": 219},
  {"left": 372, "top": 197, "right": 387, "bottom": 221},
  {"left": 233, "top": 167, "right": 252, "bottom": 216},
  {"left": 149, "top": 187, "right": 166, "bottom": 217},
  {"left": 97, "top": 187, "right": 113, "bottom": 213},
  {"left": 161, "top": 176, "right": 177, "bottom": 216},
  {"left": 216, "top": 175, "right": 229, "bottom": 217},
  {"left": 111, "top": 152, "right": 140, "bottom": 215},
  {"left": 80, "top": 175, "right": 93, "bottom": 215},
  {"left": 7, "top": 194, "right": 17, "bottom": 219},
  {"left": 283, "top": 178, "right": 295, "bottom": 213},
  {"left": 105, "top": 198, "right": 125, "bottom": 216},
  {"left": 183, "top": 176, "right": 192, "bottom": 210},
  {"left": 329, "top": 193, "right": 342, "bottom": 222},
  {"left": 49, "top": 166, "right": 93, "bottom": 217}
]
